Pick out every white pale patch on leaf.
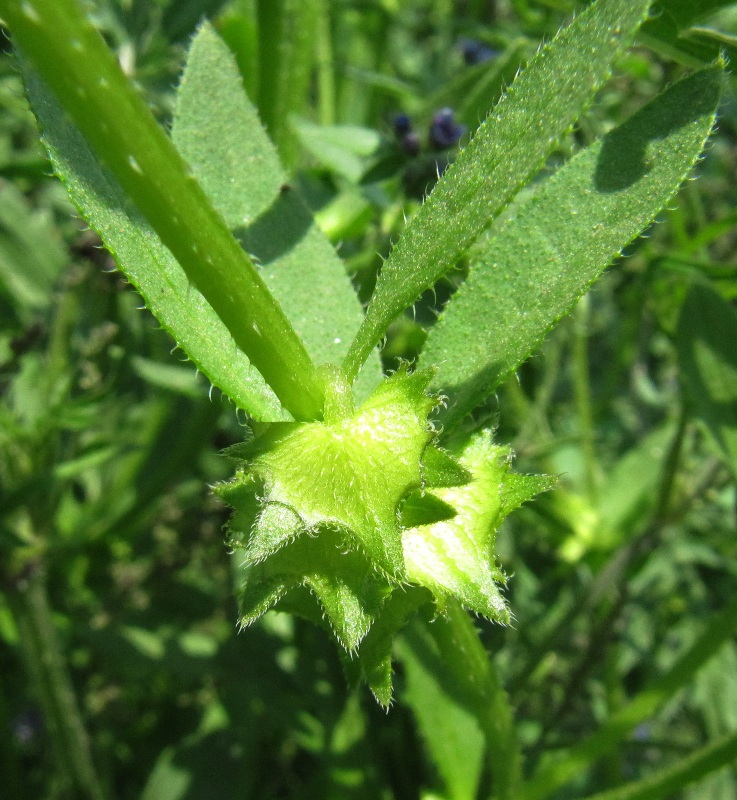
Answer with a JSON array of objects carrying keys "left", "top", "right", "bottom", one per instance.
[{"left": 404, "top": 430, "right": 553, "bottom": 622}]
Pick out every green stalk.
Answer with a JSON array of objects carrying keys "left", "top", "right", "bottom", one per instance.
[
  {"left": 256, "top": 0, "right": 319, "bottom": 167},
  {"left": 0, "top": 670, "right": 24, "bottom": 800},
  {"left": 6, "top": 563, "right": 105, "bottom": 800},
  {"left": 521, "top": 591, "right": 737, "bottom": 800},
  {"left": 426, "top": 601, "right": 521, "bottom": 800},
  {"left": 315, "top": 0, "right": 336, "bottom": 126},
  {"left": 0, "top": 0, "right": 323, "bottom": 421},
  {"left": 573, "top": 296, "right": 599, "bottom": 504},
  {"left": 580, "top": 729, "right": 737, "bottom": 800}
]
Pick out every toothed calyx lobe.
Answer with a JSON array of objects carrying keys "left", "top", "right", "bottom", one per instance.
[{"left": 216, "top": 367, "right": 552, "bottom": 699}]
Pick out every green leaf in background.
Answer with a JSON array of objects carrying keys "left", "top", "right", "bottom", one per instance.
[
  {"left": 639, "top": 0, "right": 737, "bottom": 66},
  {"left": 342, "top": 0, "right": 652, "bottom": 382},
  {"left": 396, "top": 622, "right": 485, "bottom": 800},
  {"left": 556, "top": 424, "right": 674, "bottom": 562},
  {"left": 677, "top": 282, "right": 737, "bottom": 479},
  {"left": 579, "top": 728, "right": 737, "bottom": 800},
  {"left": 293, "top": 120, "right": 381, "bottom": 183},
  {"left": 0, "top": 181, "right": 67, "bottom": 315},
  {"left": 522, "top": 591, "right": 737, "bottom": 800},
  {"left": 421, "top": 65, "right": 723, "bottom": 427},
  {"left": 255, "top": 0, "right": 320, "bottom": 167},
  {"left": 172, "top": 23, "right": 382, "bottom": 403},
  {"left": 21, "top": 65, "right": 288, "bottom": 422}
]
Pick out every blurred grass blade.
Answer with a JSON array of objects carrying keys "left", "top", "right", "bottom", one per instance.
[
  {"left": 421, "top": 65, "right": 723, "bottom": 427},
  {"left": 3, "top": 0, "right": 323, "bottom": 420},
  {"left": 521, "top": 591, "right": 737, "bottom": 800},
  {"left": 579, "top": 728, "right": 737, "bottom": 800},
  {"left": 172, "top": 23, "right": 382, "bottom": 402},
  {"left": 677, "top": 282, "right": 737, "bottom": 479},
  {"left": 0, "top": 181, "right": 67, "bottom": 316},
  {"left": 343, "top": 0, "right": 652, "bottom": 382},
  {"left": 255, "top": 0, "right": 320, "bottom": 167}
]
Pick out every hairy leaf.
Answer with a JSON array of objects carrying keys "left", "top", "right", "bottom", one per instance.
[
  {"left": 6, "top": 0, "right": 322, "bottom": 419},
  {"left": 21, "top": 65, "right": 288, "bottom": 422},
  {"left": 422, "top": 65, "right": 723, "bottom": 427},
  {"left": 172, "top": 23, "right": 382, "bottom": 402},
  {"left": 343, "top": 0, "right": 652, "bottom": 380}
]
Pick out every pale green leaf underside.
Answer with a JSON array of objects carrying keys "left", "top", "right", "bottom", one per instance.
[
  {"left": 422, "top": 65, "right": 723, "bottom": 426},
  {"left": 344, "top": 0, "right": 652, "bottom": 380},
  {"left": 22, "top": 64, "right": 288, "bottom": 422},
  {"left": 172, "top": 24, "right": 381, "bottom": 403}
]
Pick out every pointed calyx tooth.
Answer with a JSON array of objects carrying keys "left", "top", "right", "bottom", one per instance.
[
  {"left": 217, "top": 366, "right": 441, "bottom": 647},
  {"left": 216, "top": 367, "right": 553, "bottom": 704}
]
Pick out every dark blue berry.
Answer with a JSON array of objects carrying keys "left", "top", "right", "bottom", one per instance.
[
  {"left": 393, "top": 113, "right": 412, "bottom": 137},
  {"left": 460, "top": 39, "right": 497, "bottom": 66},
  {"left": 429, "top": 108, "right": 466, "bottom": 150}
]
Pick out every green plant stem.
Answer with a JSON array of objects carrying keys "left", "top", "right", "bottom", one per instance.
[
  {"left": 573, "top": 296, "right": 598, "bottom": 504},
  {"left": 0, "top": 0, "right": 323, "bottom": 421},
  {"left": 315, "top": 0, "right": 336, "bottom": 126},
  {"left": 0, "top": 669, "right": 24, "bottom": 800},
  {"left": 256, "top": 0, "right": 319, "bottom": 167},
  {"left": 579, "top": 728, "right": 737, "bottom": 800},
  {"left": 521, "top": 590, "right": 737, "bottom": 800},
  {"left": 425, "top": 601, "right": 521, "bottom": 800},
  {"left": 6, "top": 562, "right": 105, "bottom": 800}
]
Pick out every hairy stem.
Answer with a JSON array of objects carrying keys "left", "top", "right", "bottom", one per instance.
[{"left": 1, "top": 0, "right": 323, "bottom": 420}]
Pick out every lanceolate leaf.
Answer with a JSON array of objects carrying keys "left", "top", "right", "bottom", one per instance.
[
  {"left": 21, "top": 65, "right": 288, "bottom": 422},
  {"left": 342, "top": 0, "right": 652, "bottom": 381},
  {"left": 172, "top": 24, "right": 382, "bottom": 403},
  {"left": 5, "top": 0, "right": 322, "bottom": 420},
  {"left": 421, "top": 65, "right": 723, "bottom": 427}
]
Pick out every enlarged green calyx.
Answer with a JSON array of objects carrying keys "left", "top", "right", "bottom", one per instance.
[{"left": 216, "top": 368, "right": 552, "bottom": 702}]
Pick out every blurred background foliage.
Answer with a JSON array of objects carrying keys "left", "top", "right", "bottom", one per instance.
[{"left": 1, "top": 0, "right": 737, "bottom": 798}]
